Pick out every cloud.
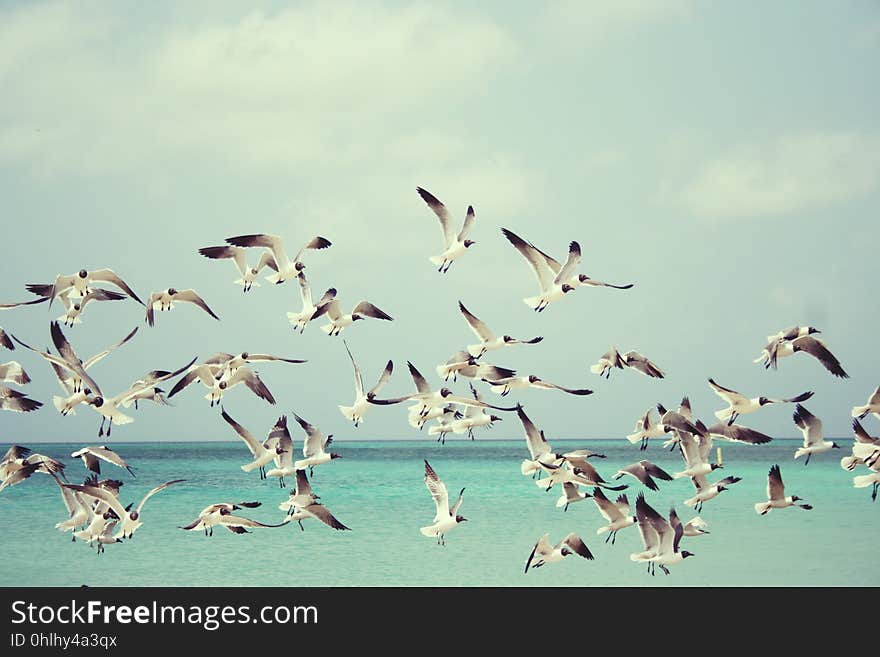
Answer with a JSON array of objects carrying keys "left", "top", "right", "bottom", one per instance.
[
  {"left": 0, "top": 2, "right": 518, "bottom": 177},
  {"left": 678, "top": 131, "right": 880, "bottom": 219},
  {"left": 540, "top": 0, "right": 692, "bottom": 45}
]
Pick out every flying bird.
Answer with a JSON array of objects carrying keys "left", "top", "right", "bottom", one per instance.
[
  {"left": 590, "top": 347, "right": 626, "bottom": 378},
  {"left": 280, "top": 470, "right": 350, "bottom": 531},
  {"left": 622, "top": 351, "right": 665, "bottom": 378},
  {"left": 524, "top": 533, "right": 594, "bottom": 572},
  {"left": 315, "top": 296, "right": 393, "bottom": 336},
  {"left": 338, "top": 342, "right": 393, "bottom": 427},
  {"left": 841, "top": 419, "right": 880, "bottom": 472},
  {"left": 416, "top": 187, "right": 476, "bottom": 273},
  {"left": 179, "top": 502, "right": 281, "bottom": 536},
  {"left": 168, "top": 362, "right": 275, "bottom": 407},
  {"left": 852, "top": 386, "right": 880, "bottom": 421},
  {"left": 708, "top": 378, "right": 813, "bottom": 425},
  {"left": 626, "top": 409, "right": 669, "bottom": 451},
  {"left": 555, "top": 482, "right": 592, "bottom": 511},
  {"left": 792, "top": 404, "right": 839, "bottom": 465},
  {"left": 145, "top": 288, "right": 219, "bottom": 327},
  {"left": 26, "top": 269, "right": 143, "bottom": 309},
  {"left": 0, "top": 385, "right": 42, "bottom": 413},
  {"left": 420, "top": 460, "right": 466, "bottom": 545},
  {"left": 71, "top": 446, "right": 135, "bottom": 477},
  {"left": 591, "top": 489, "right": 636, "bottom": 545},
  {"left": 54, "top": 288, "right": 127, "bottom": 327},
  {"left": 457, "top": 301, "right": 542, "bottom": 357},
  {"left": 224, "top": 233, "right": 331, "bottom": 284},
  {"left": 754, "top": 464, "right": 812, "bottom": 514},
  {"left": 220, "top": 408, "right": 289, "bottom": 481},
  {"left": 614, "top": 460, "right": 673, "bottom": 491},
  {"left": 501, "top": 228, "right": 579, "bottom": 312},
  {"left": 291, "top": 413, "right": 342, "bottom": 474},
  {"left": 436, "top": 351, "right": 515, "bottom": 383},
  {"left": 483, "top": 374, "right": 593, "bottom": 397},
  {"left": 754, "top": 329, "right": 848, "bottom": 378},
  {"left": 451, "top": 383, "right": 502, "bottom": 439},
  {"left": 631, "top": 494, "right": 694, "bottom": 576},
  {"left": 0, "top": 361, "right": 30, "bottom": 386}
]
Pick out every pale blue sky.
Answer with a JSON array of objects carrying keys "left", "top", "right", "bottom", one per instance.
[{"left": 1, "top": 1, "right": 878, "bottom": 442}]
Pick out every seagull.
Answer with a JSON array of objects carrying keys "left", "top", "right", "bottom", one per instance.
[
  {"left": 416, "top": 187, "right": 476, "bottom": 273},
  {"left": 755, "top": 330, "right": 848, "bottom": 378},
  {"left": 287, "top": 272, "right": 336, "bottom": 334},
  {"left": 626, "top": 409, "right": 669, "bottom": 450},
  {"left": 0, "top": 384, "right": 42, "bottom": 413},
  {"left": 852, "top": 446, "right": 880, "bottom": 501},
  {"left": 0, "top": 361, "right": 30, "bottom": 386},
  {"left": 219, "top": 408, "right": 287, "bottom": 480},
  {"left": 451, "top": 383, "right": 502, "bottom": 439},
  {"left": 631, "top": 494, "right": 694, "bottom": 576},
  {"left": 674, "top": 431, "right": 723, "bottom": 480},
  {"left": 65, "top": 479, "right": 185, "bottom": 539},
  {"left": 168, "top": 363, "right": 275, "bottom": 407},
  {"left": 420, "top": 460, "right": 466, "bottom": 545},
  {"left": 262, "top": 417, "right": 296, "bottom": 487},
  {"left": 51, "top": 473, "right": 94, "bottom": 537},
  {"left": 224, "top": 233, "right": 332, "bottom": 284},
  {"left": 280, "top": 470, "right": 350, "bottom": 531},
  {"left": 683, "top": 516, "right": 710, "bottom": 536},
  {"left": 291, "top": 413, "right": 342, "bottom": 474},
  {"left": 369, "top": 361, "right": 518, "bottom": 418},
  {"left": 54, "top": 288, "right": 127, "bottom": 327},
  {"left": 841, "top": 419, "right": 880, "bottom": 472},
  {"left": 656, "top": 404, "right": 709, "bottom": 440},
  {"left": 0, "top": 328, "right": 13, "bottom": 351},
  {"left": 316, "top": 296, "right": 393, "bottom": 336},
  {"left": 84, "top": 358, "right": 196, "bottom": 436},
  {"left": 555, "top": 482, "right": 592, "bottom": 511},
  {"left": 703, "top": 421, "right": 773, "bottom": 445},
  {"left": 71, "top": 446, "right": 135, "bottom": 477},
  {"left": 145, "top": 288, "right": 219, "bottom": 327},
  {"left": 27, "top": 268, "right": 144, "bottom": 308},
  {"left": 535, "top": 458, "right": 627, "bottom": 493},
  {"left": 501, "top": 228, "right": 578, "bottom": 312},
  {"left": 427, "top": 406, "right": 462, "bottom": 444},
  {"left": 457, "top": 301, "right": 542, "bottom": 357},
  {"left": 590, "top": 347, "right": 627, "bottom": 378},
  {"left": 13, "top": 325, "right": 137, "bottom": 397},
  {"left": 852, "top": 386, "right": 880, "bottom": 420},
  {"left": 198, "top": 244, "right": 277, "bottom": 293},
  {"left": 623, "top": 351, "right": 665, "bottom": 378},
  {"left": 0, "top": 446, "right": 65, "bottom": 492},
  {"left": 204, "top": 351, "right": 306, "bottom": 381},
  {"left": 180, "top": 503, "right": 284, "bottom": 536},
  {"left": 483, "top": 374, "right": 593, "bottom": 397},
  {"left": 754, "top": 464, "right": 812, "bottom": 514},
  {"left": 338, "top": 341, "right": 393, "bottom": 427},
  {"left": 524, "top": 533, "right": 594, "bottom": 572},
  {"left": 614, "top": 460, "right": 673, "bottom": 491},
  {"left": 591, "top": 488, "right": 636, "bottom": 544},
  {"left": 683, "top": 473, "right": 741, "bottom": 512},
  {"left": 436, "top": 351, "right": 515, "bottom": 383},
  {"left": 708, "top": 378, "right": 813, "bottom": 425},
  {"left": 515, "top": 404, "right": 561, "bottom": 477},
  {"left": 793, "top": 404, "right": 839, "bottom": 465}
]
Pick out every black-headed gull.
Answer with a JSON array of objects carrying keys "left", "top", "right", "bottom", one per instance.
[
  {"left": 483, "top": 373, "right": 593, "bottom": 397},
  {"left": 71, "top": 446, "right": 135, "bottom": 477},
  {"left": 420, "top": 460, "right": 466, "bottom": 545},
  {"left": 631, "top": 493, "right": 694, "bottom": 576},
  {"left": 501, "top": 228, "right": 578, "bottom": 312},
  {"left": 524, "top": 533, "right": 593, "bottom": 572},
  {"left": 179, "top": 502, "right": 283, "bottom": 536},
  {"left": 792, "top": 404, "right": 839, "bottom": 465},
  {"left": 458, "top": 300, "right": 542, "bottom": 357},
  {"left": 416, "top": 187, "right": 476, "bottom": 273},
  {"left": 198, "top": 244, "right": 277, "bottom": 293},
  {"left": 614, "top": 460, "right": 673, "bottom": 491},
  {"left": 279, "top": 470, "right": 350, "bottom": 531},
  {"left": 852, "top": 386, "right": 880, "bottom": 420},
  {"left": 754, "top": 464, "right": 812, "bottom": 514},
  {"left": 590, "top": 346, "right": 626, "bottom": 378},
  {"left": 755, "top": 328, "right": 848, "bottom": 378},
  {"left": 287, "top": 271, "right": 336, "bottom": 334},
  {"left": 315, "top": 296, "right": 393, "bottom": 336},
  {"left": 684, "top": 473, "right": 741, "bottom": 512},
  {"left": 291, "top": 413, "right": 342, "bottom": 474},
  {"left": 168, "top": 362, "right": 275, "bottom": 407},
  {"left": 708, "top": 377, "right": 812, "bottom": 425},
  {"left": 27, "top": 268, "right": 144, "bottom": 308},
  {"left": 145, "top": 288, "right": 219, "bottom": 327},
  {"left": 54, "top": 288, "right": 126, "bottom": 327},
  {"left": 338, "top": 341, "right": 393, "bottom": 427},
  {"left": 591, "top": 488, "right": 636, "bottom": 544},
  {"left": 224, "top": 233, "right": 331, "bottom": 284}
]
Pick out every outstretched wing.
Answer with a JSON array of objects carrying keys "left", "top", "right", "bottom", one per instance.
[
  {"left": 417, "top": 187, "right": 456, "bottom": 248},
  {"left": 424, "top": 460, "right": 450, "bottom": 520},
  {"left": 89, "top": 269, "right": 144, "bottom": 305}
]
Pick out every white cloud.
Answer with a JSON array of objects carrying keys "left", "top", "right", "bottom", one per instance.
[{"left": 679, "top": 131, "right": 880, "bottom": 219}]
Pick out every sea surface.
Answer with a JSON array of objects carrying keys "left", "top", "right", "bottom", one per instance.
[{"left": 1, "top": 439, "right": 876, "bottom": 587}]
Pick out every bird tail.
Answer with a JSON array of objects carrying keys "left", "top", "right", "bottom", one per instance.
[
  {"left": 590, "top": 363, "right": 605, "bottom": 374},
  {"left": 320, "top": 323, "right": 334, "bottom": 334},
  {"left": 754, "top": 502, "right": 772, "bottom": 515},
  {"left": 53, "top": 396, "right": 74, "bottom": 415},
  {"left": 419, "top": 525, "right": 437, "bottom": 537},
  {"left": 523, "top": 295, "right": 541, "bottom": 309},
  {"left": 672, "top": 470, "right": 689, "bottom": 480},
  {"left": 467, "top": 344, "right": 484, "bottom": 358},
  {"left": 596, "top": 525, "right": 610, "bottom": 535},
  {"left": 853, "top": 473, "right": 880, "bottom": 489},
  {"left": 520, "top": 459, "right": 539, "bottom": 476},
  {"left": 714, "top": 408, "right": 733, "bottom": 420},
  {"left": 427, "top": 425, "right": 443, "bottom": 435},
  {"left": 535, "top": 476, "right": 553, "bottom": 489},
  {"left": 428, "top": 255, "right": 445, "bottom": 266},
  {"left": 851, "top": 405, "right": 869, "bottom": 418},
  {"left": 683, "top": 495, "right": 700, "bottom": 508},
  {"left": 793, "top": 448, "right": 808, "bottom": 460},
  {"left": 241, "top": 462, "right": 260, "bottom": 473},
  {"left": 114, "top": 413, "right": 134, "bottom": 426},
  {"left": 625, "top": 432, "right": 643, "bottom": 444},
  {"left": 555, "top": 495, "right": 567, "bottom": 508},
  {"left": 840, "top": 456, "right": 859, "bottom": 472},
  {"left": 338, "top": 405, "right": 356, "bottom": 421}
]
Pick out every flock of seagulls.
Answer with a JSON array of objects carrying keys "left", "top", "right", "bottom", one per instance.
[{"left": 0, "top": 185, "right": 875, "bottom": 581}]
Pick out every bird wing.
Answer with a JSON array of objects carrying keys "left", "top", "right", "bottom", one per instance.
[
  {"left": 136, "top": 479, "right": 185, "bottom": 515},
  {"left": 297, "top": 271, "right": 313, "bottom": 308},
  {"left": 198, "top": 245, "right": 248, "bottom": 276},
  {"left": 592, "top": 488, "right": 623, "bottom": 523},
  {"left": 293, "top": 413, "right": 325, "bottom": 458},
  {"left": 793, "top": 404, "right": 822, "bottom": 447},
  {"left": 424, "top": 460, "right": 450, "bottom": 520},
  {"left": 86, "top": 447, "right": 133, "bottom": 475},
  {"left": 245, "top": 354, "right": 306, "bottom": 365},
  {"left": 225, "top": 234, "right": 289, "bottom": 270},
  {"left": 220, "top": 408, "right": 264, "bottom": 456},
  {"left": 229, "top": 367, "right": 276, "bottom": 405},
  {"left": 562, "top": 533, "right": 593, "bottom": 559},
  {"left": 293, "top": 236, "right": 332, "bottom": 263},
  {"left": 173, "top": 290, "right": 219, "bottom": 321},
  {"left": 416, "top": 187, "right": 456, "bottom": 248},
  {"left": 791, "top": 336, "right": 848, "bottom": 378},
  {"left": 530, "top": 379, "right": 593, "bottom": 396},
  {"left": 113, "top": 357, "right": 198, "bottom": 405},
  {"left": 525, "top": 534, "right": 553, "bottom": 572},
  {"left": 79, "top": 288, "right": 127, "bottom": 310},
  {"left": 457, "top": 206, "right": 476, "bottom": 242},
  {"left": 450, "top": 488, "right": 465, "bottom": 516},
  {"left": 707, "top": 378, "right": 748, "bottom": 406},
  {"left": 442, "top": 395, "right": 517, "bottom": 412},
  {"left": 635, "top": 494, "right": 661, "bottom": 552},
  {"left": 367, "top": 360, "right": 394, "bottom": 398},
  {"left": 852, "top": 418, "right": 879, "bottom": 445},
  {"left": 458, "top": 301, "right": 495, "bottom": 342},
  {"left": 553, "top": 241, "right": 582, "bottom": 285},
  {"left": 705, "top": 422, "right": 773, "bottom": 445},
  {"left": 767, "top": 465, "right": 785, "bottom": 501},
  {"left": 64, "top": 484, "right": 127, "bottom": 521},
  {"left": 669, "top": 509, "right": 684, "bottom": 554},
  {"left": 352, "top": 301, "right": 393, "bottom": 321},
  {"left": 501, "top": 228, "right": 555, "bottom": 292},
  {"left": 516, "top": 405, "right": 549, "bottom": 459},
  {"left": 407, "top": 361, "right": 432, "bottom": 394},
  {"left": 83, "top": 326, "right": 139, "bottom": 370},
  {"left": 50, "top": 322, "right": 102, "bottom": 396},
  {"left": 343, "top": 340, "right": 365, "bottom": 398},
  {"left": 88, "top": 269, "right": 144, "bottom": 305},
  {"left": 294, "top": 469, "right": 312, "bottom": 497},
  {"left": 302, "top": 503, "right": 350, "bottom": 530}
]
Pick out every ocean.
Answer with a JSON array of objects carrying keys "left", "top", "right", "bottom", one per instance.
[{"left": 0, "top": 438, "right": 876, "bottom": 587}]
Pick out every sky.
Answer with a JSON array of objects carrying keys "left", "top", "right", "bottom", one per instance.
[{"left": 0, "top": 1, "right": 878, "bottom": 443}]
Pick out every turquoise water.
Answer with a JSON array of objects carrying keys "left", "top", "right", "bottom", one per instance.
[{"left": 1, "top": 439, "right": 876, "bottom": 586}]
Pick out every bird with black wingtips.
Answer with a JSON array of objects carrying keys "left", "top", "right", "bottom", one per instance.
[
  {"left": 198, "top": 244, "right": 277, "bottom": 292},
  {"left": 224, "top": 233, "right": 331, "bottom": 284},
  {"left": 684, "top": 472, "right": 741, "bottom": 513},
  {"left": 420, "top": 460, "right": 466, "bottom": 545},
  {"left": 451, "top": 383, "right": 503, "bottom": 439},
  {"left": 27, "top": 268, "right": 144, "bottom": 309},
  {"left": 501, "top": 227, "right": 579, "bottom": 312},
  {"left": 555, "top": 482, "right": 591, "bottom": 512},
  {"left": 708, "top": 377, "right": 813, "bottom": 425},
  {"left": 755, "top": 328, "right": 848, "bottom": 378},
  {"left": 841, "top": 419, "right": 880, "bottom": 472},
  {"left": 457, "top": 301, "right": 542, "bottom": 357},
  {"left": 279, "top": 469, "right": 350, "bottom": 532},
  {"left": 754, "top": 465, "right": 813, "bottom": 514},
  {"left": 287, "top": 271, "right": 336, "bottom": 334},
  {"left": 631, "top": 493, "right": 694, "bottom": 576},
  {"left": 416, "top": 187, "right": 476, "bottom": 273},
  {"left": 0, "top": 385, "right": 42, "bottom": 413},
  {"left": 71, "top": 446, "right": 135, "bottom": 477},
  {"left": 204, "top": 350, "right": 306, "bottom": 381},
  {"left": 315, "top": 294, "right": 393, "bottom": 336},
  {"left": 852, "top": 386, "right": 880, "bottom": 421},
  {"left": 792, "top": 404, "right": 839, "bottom": 465},
  {"left": 338, "top": 340, "right": 393, "bottom": 427},
  {"left": 590, "top": 346, "right": 626, "bottom": 378},
  {"left": 626, "top": 408, "right": 669, "bottom": 451},
  {"left": 0, "top": 361, "right": 30, "bottom": 386},
  {"left": 436, "top": 350, "right": 516, "bottom": 383},
  {"left": 524, "top": 533, "right": 594, "bottom": 572},
  {"left": 220, "top": 408, "right": 287, "bottom": 481},
  {"left": 614, "top": 460, "right": 673, "bottom": 491},
  {"left": 145, "top": 287, "right": 219, "bottom": 327},
  {"left": 622, "top": 351, "right": 665, "bottom": 378},
  {"left": 168, "top": 361, "right": 275, "bottom": 408},
  {"left": 591, "top": 488, "right": 636, "bottom": 545},
  {"left": 54, "top": 288, "right": 127, "bottom": 327},
  {"left": 482, "top": 373, "right": 593, "bottom": 397},
  {"left": 180, "top": 502, "right": 283, "bottom": 536},
  {"left": 674, "top": 431, "right": 722, "bottom": 480},
  {"left": 291, "top": 413, "right": 342, "bottom": 475}
]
